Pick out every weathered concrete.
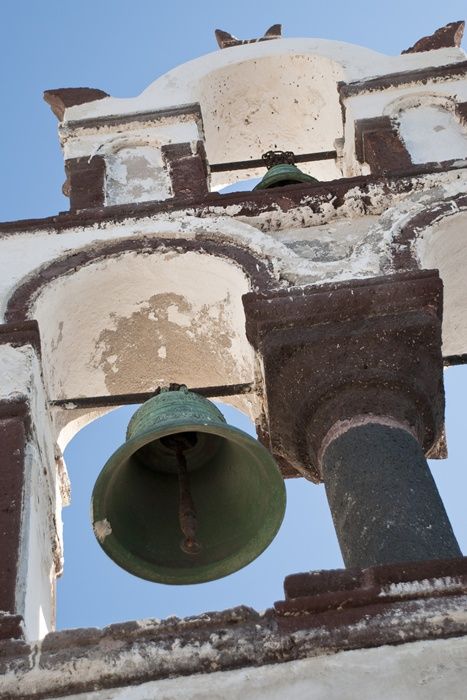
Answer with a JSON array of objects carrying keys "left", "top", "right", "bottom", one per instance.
[{"left": 321, "top": 421, "right": 461, "bottom": 568}]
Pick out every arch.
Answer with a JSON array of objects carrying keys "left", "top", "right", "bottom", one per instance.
[
  {"left": 6, "top": 237, "right": 276, "bottom": 442},
  {"left": 384, "top": 93, "right": 467, "bottom": 165},
  {"left": 196, "top": 52, "right": 346, "bottom": 188},
  {"left": 390, "top": 194, "right": 467, "bottom": 359}
]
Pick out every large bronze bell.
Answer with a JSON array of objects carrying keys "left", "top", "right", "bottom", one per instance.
[
  {"left": 254, "top": 150, "right": 319, "bottom": 190},
  {"left": 91, "top": 387, "right": 286, "bottom": 584}
]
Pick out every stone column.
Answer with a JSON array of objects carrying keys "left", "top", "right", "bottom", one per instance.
[
  {"left": 243, "top": 269, "right": 461, "bottom": 568},
  {"left": 321, "top": 419, "right": 460, "bottom": 568}
]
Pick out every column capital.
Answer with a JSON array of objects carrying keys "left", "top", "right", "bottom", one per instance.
[{"left": 243, "top": 269, "right": 445, "bottom": 481}]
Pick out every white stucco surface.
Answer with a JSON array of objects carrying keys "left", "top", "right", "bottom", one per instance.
[
  {"left": 31, "top": 250, "right": 254, "bottom": 401},
  {"left": 399, "top": 104, "right": 467, "bottom": 163},
  {"left": 59, "top": 635, "right": 467, "bottom": 700},
  {"left": 2, "top": 31, "right": 467, "bottom": 651},
  {"left": 52, "top": 39, "right": 466, "bottom": 190},
  {"left": 417, "top": 211, "right": 467, "bottom": 356},
  {"left": 0, "top": 344, "right": 64, "bottom": 640},
  {"left": 0, "top": 344, "right": 36, "bottom": 399},
  {"left": 63, "top": 39, "right": 466, "bottom": 123}
]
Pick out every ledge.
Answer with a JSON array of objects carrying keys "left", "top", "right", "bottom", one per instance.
[
  {"left": 2, "top": 557, "right": 467, "bottom": 698},
  {"left": 0, "top": 161, "right": 466, "bottom": 237}
]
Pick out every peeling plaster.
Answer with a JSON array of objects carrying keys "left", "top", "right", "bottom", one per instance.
[
  {"left": 28, "top": 250, "right": 254, "bottom": 428},
  {"left": 93, "top": 519, "right": 112, "bottom": 543},
  {"left": 0, "top": 344, "right": 65, "bottom": 641},
  {"left": 64, "top": 39, "right": 466, "bottom": 123},
  {"left": 399, "top": 105, "right": 467, "bottom": 163},
  {"left": 59, "top": 636, "right": 467, "bottom": 700},
  {"left": 105, "top": 147, "right": 172, "bottom": 205}
]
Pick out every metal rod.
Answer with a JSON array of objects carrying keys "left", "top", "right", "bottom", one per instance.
[
  {"left": 210, "top": 150, "right": 337, "bottom": 173},
  {"left": 49, "top": 381, "right": 254, "bottom": 410},
  {"left": 175, "top": 444, "right": 201, "bottom": 556}
]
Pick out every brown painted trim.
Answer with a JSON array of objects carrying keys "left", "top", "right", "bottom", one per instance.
[
  {"left": 402, "top": 21, "right": 465, "bottom": 54},
  {"left": 50, "top": 382, "right": 254, "bottom": 409},
  {"left": 1, "top": 161, "right": 466, "bottom": 237},
  {"left": 391, "top": 192, "right": 467, "bottom": 270},
  {"left": 444, "top": 353, "right": 467, "bottom": 366},
  {"left": 0, "top": 614, "right": 24, "bottom": 641},
  {"left": 285, "top": 556, "right": 467, "bottom": 599},
  {"left": 244, "top": 269, "right": 442, "bottom": 339},
  {"left": 43, "top": 88, "right": 109, "bottom": 121},
  {"left": 354, "top": 116, "right": 412, "bottom": 174},
  {"left": 161, "top": 141, "right": 209, "bottom": 198},
  {"left": 243, "top": 270, "right": 445, "bottom": 480},
  {"left": 455, "top": 101, "right": 467, "bottom": 126},
  {"left": 279, "top": 556, "right": 467, "bottom": 629},
  {"left": 0, "top": 407, "right": 27, "bottom": 634},
  {"left": 0, "top": 320, "right": 41, "bottom": 355},
  {"left": 339, "top": 60, "right": 467, "bottom": 98},
  {"left": 215, "top": 24, "right": 281, "bottom": 49},
  {"left": 63, "top": 103, "right": 202, "bottom": 131},
  {"left": 63, "top": 156, "right": 106, "bottom": 211},
  {"left": 3, "top": 578, "right": 467, "bottom": 694},
  {"left": 5, "top": 237, "right": 276, "bottom": 323}
]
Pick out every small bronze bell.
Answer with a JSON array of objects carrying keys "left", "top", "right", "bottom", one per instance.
[
  {"left": 254, "top": 150, "right": 319, "bottom": 189},
  {"left": 91, "top": 387, "right": 286, "bottom": 585}
]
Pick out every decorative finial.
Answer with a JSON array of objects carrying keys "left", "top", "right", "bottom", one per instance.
[
  {"left": 215, "top": 24, "right": 282, "bottom": 49},
  {"left": 402, "top": 20, "right": 464, "bottom": 54}
]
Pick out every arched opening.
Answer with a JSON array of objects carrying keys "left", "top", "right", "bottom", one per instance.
[
  {"left": 199, "top": 53, "right": 344, "bottom": 190},
  {"left": 20, "top": 245, "right": 258, "bottom": 420},
  {"left": 386, "top": 95, "right": 467, "bottom": 165},
  {"left": 57, "top": 401, "right": 342, "bottom": 629},
  {"left": 416, "top": 210, "right": 467, "bottom": 358},
  {"left": 56, "top": 361, "right": 467, "bottom": 630}
]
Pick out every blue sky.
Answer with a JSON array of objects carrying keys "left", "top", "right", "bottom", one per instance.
[{"left": 1, "top": 1, "right": 466, "bottom": 630}]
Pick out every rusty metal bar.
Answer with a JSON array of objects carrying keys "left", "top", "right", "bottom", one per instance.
[
  {"left": 210, "top": 150, "right": 337, "bottom": 173},
  {"left": 49, "top": 382, "right": 254, "bottom": 410}
]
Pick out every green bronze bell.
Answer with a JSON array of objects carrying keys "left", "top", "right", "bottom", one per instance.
[
  {"left": 91, "top": 387, "right": 286, "bottom": 585},
  {"left": 254, "top": 150, "right": 318, "bottom": 190}
]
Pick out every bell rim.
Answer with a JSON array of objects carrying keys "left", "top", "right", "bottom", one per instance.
[
  {"left": 91, "top": 420, "right": 286, "bottom": 585},
  {"left": 254, "top": 163, "right": 319, "bottom": 190}
]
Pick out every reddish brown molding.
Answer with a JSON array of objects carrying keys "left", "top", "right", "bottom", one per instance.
[
  {"left": 455, "top": 101, "right": 467, "bottom": 126},
  {"left": 0, "top": 320, "right": 41, "bottom": 355},
  {"left": 390, "top": 192, "right": 467, "bottom": 271},
  {"left": 0, "top": 409, "right": 27, "bottom": 637},
  {"left": 64, "top": 103, "right": 202, "bottom": 132},
  {"left": 215, "top": 24, "right": 281, "bottom": 49},
  {"left": 43, "top": 88, "right": 109, "bottom": 121},
  {"left": 402, "top": 21, "right": 465, "bottom": 54},
  {"left": 162, "top": 141, "right": 209, "bottom": 198},
  {"left": 5, "top": 237, "right": 276, "bottom": 323},
  {"left": 0, "top": 322, "right": 40, "bottom": 638},
  {"left": 284, "top": 556, "right": 467, "bottom": 600},
  {"left": 355, "top": 116, "right": 412, "bottom": 174},
  {"left": 339, "top": 61, "right": 467, "bottom": 99},
  {"left": 2, "top": 564, "right": 467, "bottom": 690},
  {"left": 0, "top": 161, "right": 465, "bottom": 237},
  {"left": 63, "top": 156, "right": 106, "bottom": 211},
  {"left": 243, "top": 270, "right": 444, "bottom": 480},
  {"left": 277, "top": 555, "right": 467, "bottom": 633},
  {"left": 0, "top": 614, "right": 24, "bottom": 641}
]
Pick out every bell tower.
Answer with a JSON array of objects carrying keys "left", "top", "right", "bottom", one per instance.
[{"left": 2, "top": 19, "right": 467, "bottom": 698}]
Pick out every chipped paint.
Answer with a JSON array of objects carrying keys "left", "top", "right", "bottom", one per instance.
[{"left": 93, "top": 518, "right": 112, "bottom": 543}]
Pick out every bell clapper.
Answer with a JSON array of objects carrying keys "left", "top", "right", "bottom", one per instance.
[{"left": 161, "top": 433, "right": 202, "bottom": 556}]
